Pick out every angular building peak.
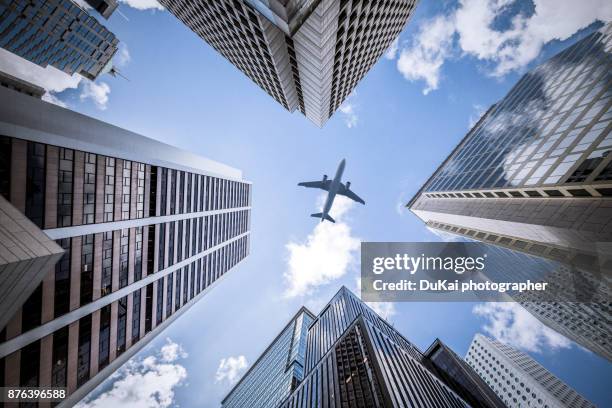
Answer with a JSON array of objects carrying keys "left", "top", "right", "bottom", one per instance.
[{"left": 159, "top": 0, "right": 418, "bottom": 127}]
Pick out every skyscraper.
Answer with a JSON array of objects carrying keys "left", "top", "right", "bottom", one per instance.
[
  {"left": 408, "top": 22, "right": 612, "bottom": 265},
  {"left": 159, "top": 0, "right": 417, "bottom": 126},
  {"left": 0, "top": 84, "right": 252, "bottom": 406},
  {"left": 423, "top": 338, "right": 507, "bottom": 408},
  {"left": 230, "top": 287, "right": 470, "bottom": 407},
  {"left": 407, "top": 22, "right": 612, "bottom": 364},
  {"left": 0, "top": 0, "right": 119, "bottom": 80},
  {"left": 465, "top": 334, "right": 595, "bottom": 408},
  {"left": 222, "top": 307, "right": 315, "bottom": 408}
]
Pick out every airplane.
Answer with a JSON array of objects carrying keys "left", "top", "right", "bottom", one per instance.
[{"left": 298, "top": 159, "right": 365, "bottom": 223}]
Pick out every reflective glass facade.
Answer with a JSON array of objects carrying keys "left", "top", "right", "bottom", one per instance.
[
  {"left": 222, "top": 308, "right": 315, "bottom": 408},
  {"left": 0, "top": 0, "right": 118, "bottom": 80},
  {"left": 421, "top": 24, "right": 611, "bottom": 195},
  {"left": 276, "top": 288, "right": 470, "bottom": 408}
]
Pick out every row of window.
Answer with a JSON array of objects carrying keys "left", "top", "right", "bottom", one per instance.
[
  {"left": 4, "top": 235, "right": 249, "bottom": 392},
  {"left": 1, "top": 138, "right": 251, "bottom": 230}
]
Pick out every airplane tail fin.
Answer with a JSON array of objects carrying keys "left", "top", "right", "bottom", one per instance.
[{"left": 310, "top": 212, "right": 335, "bottom": 223}]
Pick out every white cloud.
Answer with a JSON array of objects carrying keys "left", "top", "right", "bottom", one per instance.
[
  {"left": 394, "top": 0, "right": 612, "bottom": 93},
  {"left": 76, "top": 338, "right": 187, "bottom": 408},
  {"left": 338, "top": 102, "right": 358, "bottom": 128},
  {"left": 397, "top": 14, "right": 456, "bottom": 95},
  {"left": 284, "top": 195, "right": 360, "bottom": 297},
  {"left": 115, "top": 44, "right": 132, "bottom": 67},
  {"left": 215, "top": 356, "right": 248, "bottom": 385},
  {"left": 119, "top": 0, "right": 164, "bottom": 11},
  {"left": 384, "top": 38, "right": 400, "bottom": 60},
  {"left": 473, "top": 302, "right": 572, "bottom": 353},
  {"left": 80, "top": 81, "right": 111, "bottom": 110}
]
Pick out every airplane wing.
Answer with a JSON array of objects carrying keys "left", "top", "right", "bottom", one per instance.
[
  {"left": 337, "top": 183, "right": 365, "bottom": 204},
  {"left": 298, "top": 180, "right": 331, "bottom": 191}
]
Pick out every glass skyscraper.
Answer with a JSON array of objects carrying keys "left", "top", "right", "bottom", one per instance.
[
  {"left": 408, "top": 23, "right": 611, "bottom": 365},
  {"left": 0, "top": 83, "right": 252, "bottom": 406},
  {"left": 222, "top": 308, "right": 314, "bottom": 408},
  {"left": 0, "top": 0, "right": 119, "bottom": 80},
  {"left": 231, "top": 287, "right": 481, "bottom": 407},
  {"left": 409, "top": 22, "right": 612, "bottom": 265}
]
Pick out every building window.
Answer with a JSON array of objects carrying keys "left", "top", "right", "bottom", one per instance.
[
  {"left": 132, "top": 289, "right": 141, "bottom": 342},
  {"left": 51, "top": 327, "right": 69, "bottom": 387},
  {"left": 170, "top": 169, "right": 176, "bottom": 214},
  {"left": 77, "top": 314, "right": 92, "bottom": 387},
  {"left": 117, "top": 297, "right": 128, "bottom": 355},
  {"left": 158, "top": 223, "right": 165, "bottom": 272},
  {"left": 160, "top": 168, "right": 167, "bottom": 215},
  {"left": 54, "top": 238, "right": 71, "bottom": 318},
  {"left": 166, "top": 273, "right": 174, "bottom": 318},
  {"left": 104, "top": 157, "right": 115, "bottom": 222},
  {"left": 83, "top": 153, "right": 96, "bottom": 224},
  {"left": 101, "top": 231, "right": 113, "bottom": 296},
  {"left": 119, "top": 229, "right": 129, "bottom": 288},
  {"left": 20, "top": 340, "right": 40, "bottom": 387},
  {"left": 175, "top": 270, "right": 182, "bottom": 311},
  {"left": 134, "top": 226, "right": 143, "bottom": 281},
  {"left": 26, "top": 142, "right": 46, "bottom": 228},
  {"left": 58, "top": 148, "right": 74, "bottom": 227},
  {"left": 21, "top": 284, "right": 42, "bottom": 333},
  {"left": 136, "top": 162, "right": 145, "bottom": 218},
  {"left": 168, "top": 222, "right": 175, "bottom": 266},
  {"left": 98, "top": 305, "right": 111, "bottom": 369},
  {"left": 145, "top": 283, "right": 153, "bottom": 334},
  {"left": 80, "top": 234, "right": 94, "bottom": 306},
  {"left": 156, "top": 278, "right": 164, "bottom": 325},
  {"left": 179, "top": 171, "right": 185, "bottom": 213},
  {"left": 122, "top": 160, "right": 131, "bottom": 220}
]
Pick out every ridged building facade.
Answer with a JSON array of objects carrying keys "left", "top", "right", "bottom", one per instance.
[
  {"left": 158, "top": 0, "right": 417, "bottom": 126},
  {"left": 0, "top": 85, "right": 251, "bottom": 406}
]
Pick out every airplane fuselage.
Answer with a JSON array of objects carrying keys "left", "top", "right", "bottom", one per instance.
[{"left": 322, "top": 159, "right": 346, "bottom": 220}]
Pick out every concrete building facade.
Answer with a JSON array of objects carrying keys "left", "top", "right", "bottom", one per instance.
[
  {"left": 158, "top": 0, "right": 417, "bottom": 126},
  {"left": 0, "top": 85, "right": 252, "bottom": 406},
  {"left": 465, "top": 334, "right": 595, "bottom": 408}
]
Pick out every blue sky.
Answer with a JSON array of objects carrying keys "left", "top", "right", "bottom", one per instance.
[{"left": 2, "top": 0, "right": 610, "bottom": 406}]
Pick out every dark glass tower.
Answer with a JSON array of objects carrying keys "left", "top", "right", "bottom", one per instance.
[
  {"left": 0, "top": 0, "right": 119, "bottom": 80},
  {"left": 231, "top": 287, "right": 479, "bottom": 407},
  {"left": 222, "top": 308, "right": 315, "bottom": 408},
  {"left": 0, "top": 84, "right": 252, "bottom": 406}
]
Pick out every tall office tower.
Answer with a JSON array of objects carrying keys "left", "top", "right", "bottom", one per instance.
[
  {"left": 222, "top": 308, "right": 315, "bottom": 408},
  {"left": 465, "top": 334, "right": 595, "bottom": 408},
  {"left": 0, "top": 85, "right": 252, "bottom": 406},
  {"left": 408, "top": 22, "right": 612, "bottom": 267},
  {"left": 158, "top": 0, "right": 417, "bottom": 127},
  {"left": 407, "top": 24, "right": 612, "bottom": 363},
  {"left": 255, "top": 287, "right": 469, "bottom": 407},
  {"left": 423, "top": 338, "right": 507, "bottom": 408},
  {"left": 0, "top": 0, "right": 119, "bottom": 80}
]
